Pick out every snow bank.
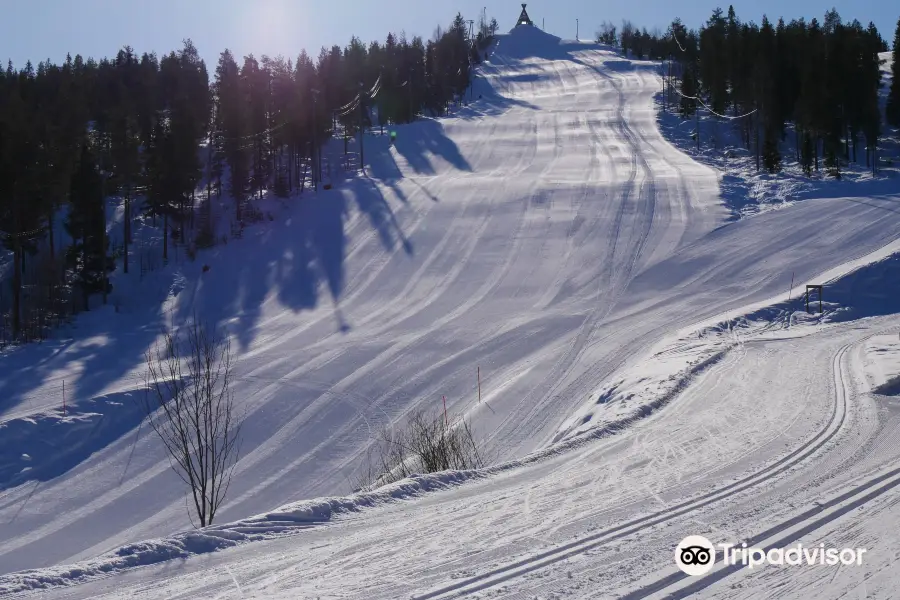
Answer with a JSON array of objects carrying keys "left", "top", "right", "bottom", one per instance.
[
  {"left": 492, "top": 25, "right": 595, "bottom": 62},
  {"left": 556, "top": 341, "right": 729, "bottom": 441},
  {"left": 0, "top": 471, "right": 481, "bottom": 595},
  {"left": 561, "top": 247, "right": 900, "bottom": 441},
  {"left": 864, "top": 334, "right": 900, "bottom": 395}
]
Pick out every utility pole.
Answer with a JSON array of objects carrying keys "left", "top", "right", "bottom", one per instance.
[
  {"left": 311, "top": 88, "right": 320, "bottom": 190},
  {"left": 576, "top": 19, "right": 579, "bottom": 41}
]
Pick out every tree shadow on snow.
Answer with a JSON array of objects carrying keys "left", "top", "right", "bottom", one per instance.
[
  {"left": 356, "top": 178, "right": 415, "bottom": 256},
  {"left": 364, "top": 134, "right": 413, "bottom": 204},
  {"left": 171, "top": 178, "right": 416, "bottom": 352},
  {"left": 176, "top": 195, "right": 352, "bottom": 350},
  {"left": 392, "top": 118, "right": 473, "bottom": 175},
  {"left": 0, "top": 389, "right": 148, "bottom": 492},
  {"left": 0, "top": 302, "right": 167, "bottom": 418}
]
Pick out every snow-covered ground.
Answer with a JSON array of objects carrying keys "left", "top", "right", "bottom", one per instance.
[{"left": 2, "top": 26, "right": 900, "bottom": 599}]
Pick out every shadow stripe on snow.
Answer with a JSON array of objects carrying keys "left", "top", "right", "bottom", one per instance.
[{"left": 0, "top": 349, "right": 731, "bottom": 596}]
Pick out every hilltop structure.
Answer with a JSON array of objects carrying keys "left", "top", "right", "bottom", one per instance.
[{"left": 516, "top": 3, "right": 534, "bottom": 27}]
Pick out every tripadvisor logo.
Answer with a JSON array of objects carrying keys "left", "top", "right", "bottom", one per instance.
[
  {"left": 675, "top": 536, "right": 868, "bottom": 575},
  {"left": 675, "top": 535, "right": 717, "bottom": 576}
]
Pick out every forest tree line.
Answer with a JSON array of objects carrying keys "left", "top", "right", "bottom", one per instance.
[
  {"left": 0, "top": 11, "right": 498, "bottom": 343},
  {"left": 598, "top": 8, "right": 900, "bottom": 175}
]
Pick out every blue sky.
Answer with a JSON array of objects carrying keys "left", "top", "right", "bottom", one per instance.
[{"left": 2, "top": 0, "right": 896, "bottom": 70}]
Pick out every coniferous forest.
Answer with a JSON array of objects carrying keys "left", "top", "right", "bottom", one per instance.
[
  {"left": 598, "top": 8, "right": 900, "bottom": 176},
  {"left": 1, "top": 6, "right": 899, "bottom": 345},
  {"left": 0, "top": 12, "right": 497, "bottom": 343}
]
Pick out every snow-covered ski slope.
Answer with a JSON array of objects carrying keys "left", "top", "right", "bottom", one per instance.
[{"left": 3, "top": 26, "right": 900, "bottom": 598}]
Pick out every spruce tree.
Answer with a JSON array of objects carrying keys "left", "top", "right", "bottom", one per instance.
[
  {"left": 762, "top": 127, "right": 782, "bottom": 172},
  {"left": 679, "top": 68, "right": 698, "bottom": 117},
  {"left": 66, "top": 144, "right": 113, "bottom": 307},
  {"left": 887, "top": 17, "right": 900, "bottom": 127},
  {"left": 215, "top": 49, "right": 249, "bottom": 217},
  {"left": 801, "top": 131, "right": 814, "bottom": 175}
]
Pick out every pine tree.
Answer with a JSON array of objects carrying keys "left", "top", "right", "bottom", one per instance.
[
  {"left": 762, "top": 127, "right": 781, "bottom": 172},
  {"left": 800, "top": 130, "right": 814, "bottom": 175},
  {"left": 66, "top": 144, "right": 113, "bottom": 307},
  {"left": 109, "top": 71, "right": 141, "bottom": 274},
  {"left": 699, "top": 8, "right": 729, "bottom": 114},
  {"left": 887, "top": 17, "right": 900, "bottom": 127},
  {"left": 862, "top": 22, "right": 884, "bottom": 171},
  {"left": 679, "top": 67, "right": 698, "bottom": 117}
]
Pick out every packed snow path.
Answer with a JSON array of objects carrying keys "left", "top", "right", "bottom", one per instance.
[{"left": 2, "top": 27, "right": 900, "bottom": 588}]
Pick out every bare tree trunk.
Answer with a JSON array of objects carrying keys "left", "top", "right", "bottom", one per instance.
[
  {"left": 163, "top": 212, "right": 169, "bottom": 262},
  {"left": 815, "top": 136, "right": 820, "bottom": 172},
  {"left": 47, "top": 209, "right": 55, "bottom": 260},
  {"left": 755, "top": 112, "right": 761, "bottom": 173},
  {"left": 12, "top": 240, "right": 21, "bottom": 339},
  {"left": 124, "top": 188, "right": 130, "bottom": 274}
]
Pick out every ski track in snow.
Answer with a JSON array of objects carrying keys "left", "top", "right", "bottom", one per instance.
[{"left": 2, "top": 28, "right": 900, "bottom": 599}]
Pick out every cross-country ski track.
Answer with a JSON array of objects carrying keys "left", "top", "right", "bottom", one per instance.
[{"left": 2, "top": 26, "right": 900, "bottom": 599}]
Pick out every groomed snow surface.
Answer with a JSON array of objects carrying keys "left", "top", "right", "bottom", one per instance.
[{"left": 2, "top": 25, "right": 900, "bottom": 599}]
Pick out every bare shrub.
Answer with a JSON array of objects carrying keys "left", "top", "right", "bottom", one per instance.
[
  {"left": 356, "top": 408, "right": 482, "bottom": 491},
  {"left": 242, "top": 205, "right": 264, "bottom": 224},
  {"left": 194, "top": 226, "right": 215, "bottom": 249},
  {"left": 141, "top": 319, "right": 243, "bottom": 527},
  {"left": 139, "top": 245, "right": 161, "bottom": 279},
  {"left": 596, "top": 21, "right": 618, "bottom": 46}
]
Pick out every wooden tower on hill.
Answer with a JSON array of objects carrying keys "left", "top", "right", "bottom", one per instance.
[{"left": 516, "top": 3, "right": 534, "bottom": 27}]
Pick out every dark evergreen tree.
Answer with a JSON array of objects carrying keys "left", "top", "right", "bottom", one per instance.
[
  {"left": 680, "top": 67, "right": 698, "bottom": 117},
  {"left": 887, "top": 17, "right": 900, "bottom": 127},
  {"left": 66, "top": 144, "right": 113, "bottom": 306}
]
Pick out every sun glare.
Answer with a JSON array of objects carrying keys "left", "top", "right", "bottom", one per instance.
[{"left": 240, "top": 0, "right": 305, "bottom": 59}]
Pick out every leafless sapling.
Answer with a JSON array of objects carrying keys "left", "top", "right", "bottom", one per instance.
[{"left": 142, "top": 320, "right": 242, "bottom": 527}]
